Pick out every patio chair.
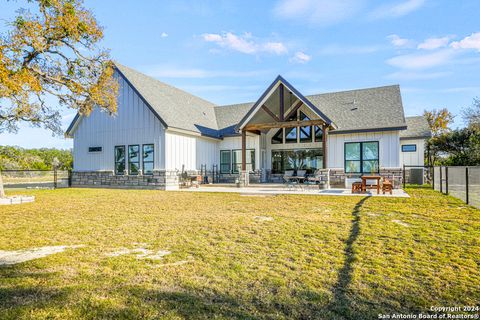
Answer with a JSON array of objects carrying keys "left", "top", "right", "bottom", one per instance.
[
  {"left": 351, "top": 181, "right": 363, "bottom": 193},
  {"left": 283, "top": 170, "right": 296, "bottom": 190},
  {"left": 382, "top": 177, "right": 393, "bottom": 195}
]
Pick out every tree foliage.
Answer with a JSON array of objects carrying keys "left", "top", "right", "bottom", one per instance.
[
  {"left": 0, "top": 0, "right": 119, "bottom": 134},
  {"left": 462, "top": 97, "right": 480, "bottom": 131},
  {"left": 423, "top": 108, "right": 454, "bottom": 137},
  {"left": 0, "top": 145, "right": 72, "bottom": 170},
  {"left": 428, "top": 128, "right": 480, "bottom": 166}
]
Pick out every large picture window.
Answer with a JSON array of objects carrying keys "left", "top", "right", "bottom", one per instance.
[
  {"left": 220, "top": 150, "right": 231, "bottom": 173},
  {"left": 114, "top": 146, "right": 126, "bottom": 175},
  {"left": 271, "top": 149, "right": 323, "bottom": 174},
  {"left": 344, "top": 141, "right": 379, "bottom": 174},
  {"left": 128, "top": 145, "right": 140, "bottom": 175},
  {"left": 232, "top": 149, "right": 255, "bottom": 173},
  {"left": 142, "top": 144, "right": 154, "bottom": 175}
]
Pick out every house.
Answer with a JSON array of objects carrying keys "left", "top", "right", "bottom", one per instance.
[{"left": 65, "top": 63, "right": 431, "bottom": 189}]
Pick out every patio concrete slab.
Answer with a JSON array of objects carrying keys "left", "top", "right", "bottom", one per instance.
[{"left": 177, "top": 185, "right": 409, "bottom": 197}]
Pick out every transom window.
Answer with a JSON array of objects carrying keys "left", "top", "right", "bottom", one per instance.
[
  {"left": 271, "top": 110, "right": 322, "bottom": 144},
  {"left": 402, "top": 144, "right": 417, "bottom": 152},
  {"left": 344, "top": 141, "right": 379, "bottom": 174}
]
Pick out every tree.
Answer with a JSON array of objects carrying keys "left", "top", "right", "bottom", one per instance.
[
  {"left": 429, "top": 128, "right": 480, "bottom": 166},
  {"left": 462, "top": 97, "right": 480, "bottom": 131},
  {"left": 0, "top": 0, "right": 118, "bottom": 197},
  {"left": 423, "top": 108, "right": 454, "bottom": 166}
]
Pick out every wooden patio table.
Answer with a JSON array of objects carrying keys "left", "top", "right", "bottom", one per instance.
[{"left": 361, "top": 175, "right": 381, "bottom": 194}]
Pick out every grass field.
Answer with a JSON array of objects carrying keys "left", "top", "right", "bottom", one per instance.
[{"left": 0, "top": 186, "right": 479, "bottom": 319}]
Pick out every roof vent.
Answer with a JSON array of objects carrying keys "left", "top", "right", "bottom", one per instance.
[{"left": 351, "top": 107, "right": 358, "bottom": 111}]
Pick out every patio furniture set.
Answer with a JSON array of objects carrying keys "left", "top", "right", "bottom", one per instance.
[
  {"left": 351, "top": 175, "right": 393, "bottom": 195},
  {"left": 283, "top": 169, "right": 329, "bottom": 191}
]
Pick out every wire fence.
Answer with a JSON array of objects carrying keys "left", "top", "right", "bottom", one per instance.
[
  {"left": 1, "top": 169, "right": 71, "bottom": 189},
  {"left": 433, "top": 166, "right": 480, "bottom": 209}
]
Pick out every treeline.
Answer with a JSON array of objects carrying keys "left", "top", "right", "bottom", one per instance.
[{"left": 0, "top": 146, "right": 72, "bottom": 170}]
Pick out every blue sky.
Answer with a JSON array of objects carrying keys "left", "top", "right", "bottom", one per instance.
[{"left": 1, "top": 0, "right": 480, "bottom": 149}]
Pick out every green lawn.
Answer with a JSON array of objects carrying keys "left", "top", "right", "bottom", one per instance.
[{"left": 0, "top": 186, "right": 479, "bottom": 319}]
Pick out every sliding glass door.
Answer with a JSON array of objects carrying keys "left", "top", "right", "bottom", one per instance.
[{"left": 271, "top": 149, "right": 323, "bottom": 174}]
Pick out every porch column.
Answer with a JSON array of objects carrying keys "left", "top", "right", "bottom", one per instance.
[
  {"left": 240, "top": 129, "right": 249, "bottom": 186},
  {"left": 322, "top": 124, "right": 328, "bottom": 169}
]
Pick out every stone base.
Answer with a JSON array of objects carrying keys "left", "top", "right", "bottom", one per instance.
[
  {"left": 71, "top": 170, "right": 179, "bottom": 190},
  {"left": 0, "top": 196, "right": 35, "bottom": 205}
]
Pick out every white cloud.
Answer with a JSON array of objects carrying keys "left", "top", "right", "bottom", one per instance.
[
  {"left": 386, "top": 71, "right": 451, "bottom": 80},
  {"left": 450, "top": 32, "right": 480, "bottom": 52},
  {"left": 142, "top": 66, "right": 271, "bottom": 79},
  {"left": 418, "top": 36, "right": 452, "bottom": 50},
  {"left": 273, "top": 0, "right": 365, "bottom": 26},
  {"left": 386, "top": 49, "right": 456, "bottom": 69},
  {"left": 318, "top": 44, "right": 381, "bottom": 55},
  {"left": 370, "top": 0, "right": 425, "bottom": 19},
  {"left": 290, "top": 51, "right": 311, "bottom": 64},
  {"left": 201, "top": 32, "right": 287, "bottom": 55},
  {"left": 387, "top": 34, "right": 413, "bottom": 47},
  {"left": 160, "top": 32, "right": 168, "bottom": 38}
]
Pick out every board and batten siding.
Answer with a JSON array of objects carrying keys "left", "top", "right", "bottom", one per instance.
[
  {"left": 218, "top": 135, "right": 260, "bottom": 169},
  {"left": 164, "top": 131, "right": 219, "bottom": 171},
  {"left": 400, "top": 138, "right": 425, "bottom": 166},
  {"left": 73, "top": 74, "right": 164, "bottom": 171},
  {"left": 327, "top": 131, "right": 401, "bottom": 169}
]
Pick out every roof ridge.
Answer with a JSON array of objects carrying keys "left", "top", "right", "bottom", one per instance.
[{"left": 306, "top": 84, "right": 400, "bottom": 97}]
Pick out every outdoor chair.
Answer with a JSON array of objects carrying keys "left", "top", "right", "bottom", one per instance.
[
  {"left": 382, "top": 177, "right": 393, "bottom": 195},
  {"left": 351, "top": 181, "right": 363, "bottom": 193},
  {"left": 283, "top": 170, "right": 296, "bottom": 190}
]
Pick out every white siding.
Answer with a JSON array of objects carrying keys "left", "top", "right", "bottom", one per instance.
[
  {"left": 164, "top": 131, "right": 219, "bottom": 170},
  {"left": 400, "top": 138, "right": 425, "bottom": 166},
  {"left": 219, "top": 135, "right": 260, "bottom": 168},
  {"left": 73, "top": 75, "right": 164, "bottom": 171},
  {"left": 327, "top": 131, "right": 401, "bottom": 169}
]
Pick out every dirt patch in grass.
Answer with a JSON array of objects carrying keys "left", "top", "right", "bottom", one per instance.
[
  {"left": 391, "top": 219, "right": 411, "bottom": 227},
  {"left": 106, "top": 246, "right": 171, "bottom": 260}
]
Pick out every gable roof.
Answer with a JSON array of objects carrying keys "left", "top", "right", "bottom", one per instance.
[
  {"left": 66, "top": 63, "right": 407, "bottom": 139},
  {"left": 400, "top": 116, "right": 431, "bottom": 139},
  {"left": 236, "top": 75, "right": 336, "bottom": 131}
]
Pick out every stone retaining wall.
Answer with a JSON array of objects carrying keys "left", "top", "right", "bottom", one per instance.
[{"left": 72, "top": 170, "right": 179, "bottom": 190}]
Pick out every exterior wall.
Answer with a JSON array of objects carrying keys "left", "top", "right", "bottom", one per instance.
[
  {"left": 327, "top": 130, "right": 401, "bottom": 170},
  {"left": 72, "top": 74, "right": 165, "bottom": 171},
  {"left": 164, "top": 131, "right": 219, "bottom": 171},
  {"left": 400, "top": 138, "right": 425, "bottom": 166},
  {"left": 218, "top": 134, "right": 260, "bottom": 167}
]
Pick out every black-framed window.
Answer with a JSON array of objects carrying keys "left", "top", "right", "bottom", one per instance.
[
  {"left": 314, "top": 126, "right": 323, "bottom": 142},
  {"left": 271, "top": 149, "right": 323, "bottom": 174},
  {"left": 114, "top": 146, "right": 126, "bottom": 175},
  {"left": 220, "top": 150, "right": 231, "bottom": 173},
  {"left": 128, "top": 145, "right": 140, "bottom": 175},
  {"left": 402, "top": 144, "right": 417, "bottom": 152},
  {"left": 142, "top": 144, "right": 154, "bottom": 175},
  {"left": 271, "top": 129, "right": 283, "bottom": 144},
  {"left": 89, "top": 146, "right": 102, "bottom": 152},
  {"left": 345, "top": 141, "right": 379, "bottom": 174},
  {"left": 232, "top": 149, "right": 255, "bottom": 173},
  {"left": 299, "top": 111, "right": 312, "bottom": 143},
  {"left": 285, "top": 127, "right": 297, "bottom": 143}
]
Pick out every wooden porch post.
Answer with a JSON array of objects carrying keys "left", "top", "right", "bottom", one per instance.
[
  {"left": 322, "top": 124, "right": 328, "bottom": 169},
  {"left": 241, "top": 129, "right": 246, "bottom": 171}
]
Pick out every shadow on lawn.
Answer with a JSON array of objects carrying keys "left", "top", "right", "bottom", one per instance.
[{"left": 327, "top": 196, "right": 370, "bottom": 319}]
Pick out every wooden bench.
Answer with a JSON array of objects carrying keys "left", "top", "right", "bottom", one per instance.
[
  {"left": 351, "top": 181, "right": 363, "bottom": 193},
  {"left": 382, "top": 178, "right": 393, "bottom": 195}
]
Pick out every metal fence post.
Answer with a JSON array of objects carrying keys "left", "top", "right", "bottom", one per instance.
[
  {"left": 445, "top": 166, "right": 449, "bottom": 195},
  {"left": 466, "top": 167, "right": 469, "bottom": 204},
  {"left": 439, "top": 166, "right": 443, "bottom": 193},
  {"left": 68, "top": 170, "right": 72, "bottom": 187},
  {"left": 53, "top": 167, "right": 57, "bottom": 189},
  {"left": 431, "top": 166, "right": 435, "bottom": 189},
  {"left": 403, "top": 164, "right": 406, "bottom": 189}
]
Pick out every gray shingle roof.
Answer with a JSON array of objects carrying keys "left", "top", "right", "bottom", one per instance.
[
  {"left": 66, "top": 63, "right": 409, "bottom": 138},
  {"left": 115, "top": 63, "right": 219, "bottom": 135},
  {"left": 401, "top": 116, "right": 431, "bottom": 139}
]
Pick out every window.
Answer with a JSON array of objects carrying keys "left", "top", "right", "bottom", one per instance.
[
  {"left": 88, "top": 146, "right": 102, "bottom": 152},
  {"left": 299, "top": 111, "right": 312, "bottom": 143},
  {"left": 232, "top": 149, "right": 255, "bottom": 173},
  {"left": 402, "top": 144, "right": 417, "bottom": 152},
  {"left": 344, "top": 141, "right": 379, "bottom": 174},
  {"left": 128, "top": 145, "right": 140, "bottom": 175},
  {"left": 271, "top": 149, "right": 323, "bottom": 174},
  {"left": 142, "top": 144, "right": 154, "bottom": 175},
  {"left": 271, "top": 129, "right": 283, "bottom": 144},
  {"left": 285, "top": 127, "right": 297, "bottom": 143},
  {"left": 314, "top": 126, "right": 323, "bottom": 142},
  {"left": 220, "top": 150, "right": 231, "bottom": 173},
  {"left": 114, "top": 146, "right": 126, "bottom": 175}
]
